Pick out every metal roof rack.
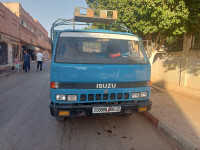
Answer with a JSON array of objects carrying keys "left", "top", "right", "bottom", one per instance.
[
  {"left": 50, "top": 18, "right": 88, "bottom": 53},
  {"left": 50, "top": 7, "right": 133, "bottom": 52}
]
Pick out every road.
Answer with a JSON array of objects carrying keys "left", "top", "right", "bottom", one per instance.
[{"left": 0, "top": 62, "right": 176, "bottom": 150}]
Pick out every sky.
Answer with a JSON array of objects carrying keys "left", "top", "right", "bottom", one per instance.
[{"left": 1, "top": 0, "right": 89, "bottom": 36}]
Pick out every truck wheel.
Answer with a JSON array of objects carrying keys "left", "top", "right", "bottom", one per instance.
[{"left": 56, "top": 117, "right": 65, "bottom": 122}]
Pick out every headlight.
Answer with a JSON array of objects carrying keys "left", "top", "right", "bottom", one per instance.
[
  {"left": 56, "top": 94, "right": 66, "bottom": 101},
  {"left": 140, "top": 92, "right": 148, "bottom": 98},
  {"left": 131, "top": 93, "right": 140, "bottom": 99},
  {"left": 67, "top": 95, "right": 77, "bottom": 101}
]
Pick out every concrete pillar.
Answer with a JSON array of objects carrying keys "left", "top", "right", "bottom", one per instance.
[
  {"left": 182, "top": 34, "right": 192, "bottom": 87},
  {"left": 183, "top": 34, "right": 192, "bottom": 51},
  {"left": 7, "top": 42, "right": 13, "bottom": 64},
  {"left": 179, "top": 54, "right": 187, "bottom": 87}
]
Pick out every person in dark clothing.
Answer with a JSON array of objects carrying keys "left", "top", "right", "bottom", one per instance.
[{"left": 23, "top": 51, "right": 31, "bottom": 72}]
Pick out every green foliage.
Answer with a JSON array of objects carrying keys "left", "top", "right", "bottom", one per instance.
[
  {"left": 164, "top": 36, "right": 183, "bottom": 52},
  {"left": 184, "top": 0, "right": 200, "bottom": 35},
  {"left": 86, "top": 0, "right": 190, "bottom": 51}
]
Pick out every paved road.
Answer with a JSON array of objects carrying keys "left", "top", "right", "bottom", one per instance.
[{"left": 0, "top": 62, "right": 176, "bottom": 150}]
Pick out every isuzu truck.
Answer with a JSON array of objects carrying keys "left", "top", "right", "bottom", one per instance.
[{"left": 49, "top": 8, "right": 152, "bottom": 121}]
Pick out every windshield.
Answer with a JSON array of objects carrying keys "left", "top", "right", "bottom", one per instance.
[{"left": 55, "top": 32, "right": 148, "bottom": 64}]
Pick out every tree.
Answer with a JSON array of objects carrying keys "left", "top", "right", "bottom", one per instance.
[
  {"left": 86, "top": 0, "right": 189, "bottom": 51},
  {"left": 184, "top": 0, "right": 200, "bottom": 35}
]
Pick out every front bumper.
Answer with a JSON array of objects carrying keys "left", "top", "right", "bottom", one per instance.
[{"left": 49, "top": 101, "right": 152, "bottom": 118}]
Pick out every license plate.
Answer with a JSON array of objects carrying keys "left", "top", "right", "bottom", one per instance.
[{"left": 92, "top": 106, "right": 121, "bottom": 113}]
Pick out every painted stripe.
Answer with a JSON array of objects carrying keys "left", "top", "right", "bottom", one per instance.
[
  {"left": 58, "top": 81, "right": 149, "bottom": 89},
  {"left": 60, "top": 32, "right": 139, "bottom": 41}
]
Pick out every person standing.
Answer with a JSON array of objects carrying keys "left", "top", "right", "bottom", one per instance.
[
  {"left": 23, "top": 51, "right": 31, "bottom": 72},
  {"left": 14, "top": 55, "right": 20, "bottom": 72},
  {"left": 36, "top": 50, "right": 44, "bottom": 71}
]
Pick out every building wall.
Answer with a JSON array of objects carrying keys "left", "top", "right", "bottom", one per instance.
[
  {"left": 2, "top": 3, "right": 20, "bottom": 16},
  {"left": 185, "top": 55, "right": 200, "bottom": 90},
  {"left": 1, "top": 2, "right": 51, "bottom": 63},
  {"left": 35, "top": 19, "right": 50, "bottom": 50},
  {"left": 151, "top": 51, "right": 200, "bottom": 99},
  {"left": 19, "top": 4, "right": 38, "bottom": 46},
  {"left": 2, "top": 2, "right": 50, "bottom": 51},
  {"left": 19, "top": 26, "right": 37, "bottom": 46},
  {"left": 0, "top": 3, "right": 19, "bottom": 39}
]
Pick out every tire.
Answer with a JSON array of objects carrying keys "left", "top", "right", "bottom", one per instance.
[{"left": 56, "top": 117, "right": 65, "bottom": 122}]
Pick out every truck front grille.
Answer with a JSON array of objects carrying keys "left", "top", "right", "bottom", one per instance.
[
  {"left": 110, "top": 93, "right": 116, "bottom": 100},
  {"left": 117, "top": 93, "right": 123, "bottom": 99},
  {"left": 96, "top": 94, "right": 101, "bottom": 100},
  {"left": 124, "top": 93, "right": 129, "bottom": 99},
  {"left": 88, "top": 94, "right": 94, "bottom": 101},
  {"left": 80, "top": 94, "right": 87, "bottom": 101},
  {"left": 78, "top": 92, "right": 131, "bottom": 102}
]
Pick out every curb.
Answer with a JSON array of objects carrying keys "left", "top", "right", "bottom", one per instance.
[
  {"left": 142, "top": 112, "right": 198, "bottom": 150},
  {"left": 0, "top": 68, "right": 17, "bottom": 78},
  {"left": 0, "top": 70, "right": 17, "bottom": 78}
]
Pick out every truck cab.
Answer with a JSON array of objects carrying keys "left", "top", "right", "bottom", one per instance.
[{"left": 49, "top": 9, "right": 151, "bottom": 121}]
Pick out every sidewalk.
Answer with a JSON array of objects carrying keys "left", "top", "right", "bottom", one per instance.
[
  {"left": 0, "top": 61, "right": 36, "bottom": 78},
  {"left": 0, "top": 64, "right": 17, "bottom": 78},
  {"left": 143, "top": 85, "right": 200, "bottom": 150},
  {"left": 0, "top": 61, "right": 51, "bottom": 78}
]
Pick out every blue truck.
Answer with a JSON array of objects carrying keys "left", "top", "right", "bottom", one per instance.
[{"left": 49, "top": 17, "right": 152, "bottom": 121}]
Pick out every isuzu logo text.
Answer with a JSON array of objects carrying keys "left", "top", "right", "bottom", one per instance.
[{"left": 96, "top": 83, "right": 116, "bottom": 89}]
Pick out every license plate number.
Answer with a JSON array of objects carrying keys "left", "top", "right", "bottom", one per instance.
[{"left": 92, "top": 106, "right": 121, "bottom": 113}]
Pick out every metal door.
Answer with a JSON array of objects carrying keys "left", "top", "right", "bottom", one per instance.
[{"left": 0, "top": 42, "right": 8, "bottom": 65}]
